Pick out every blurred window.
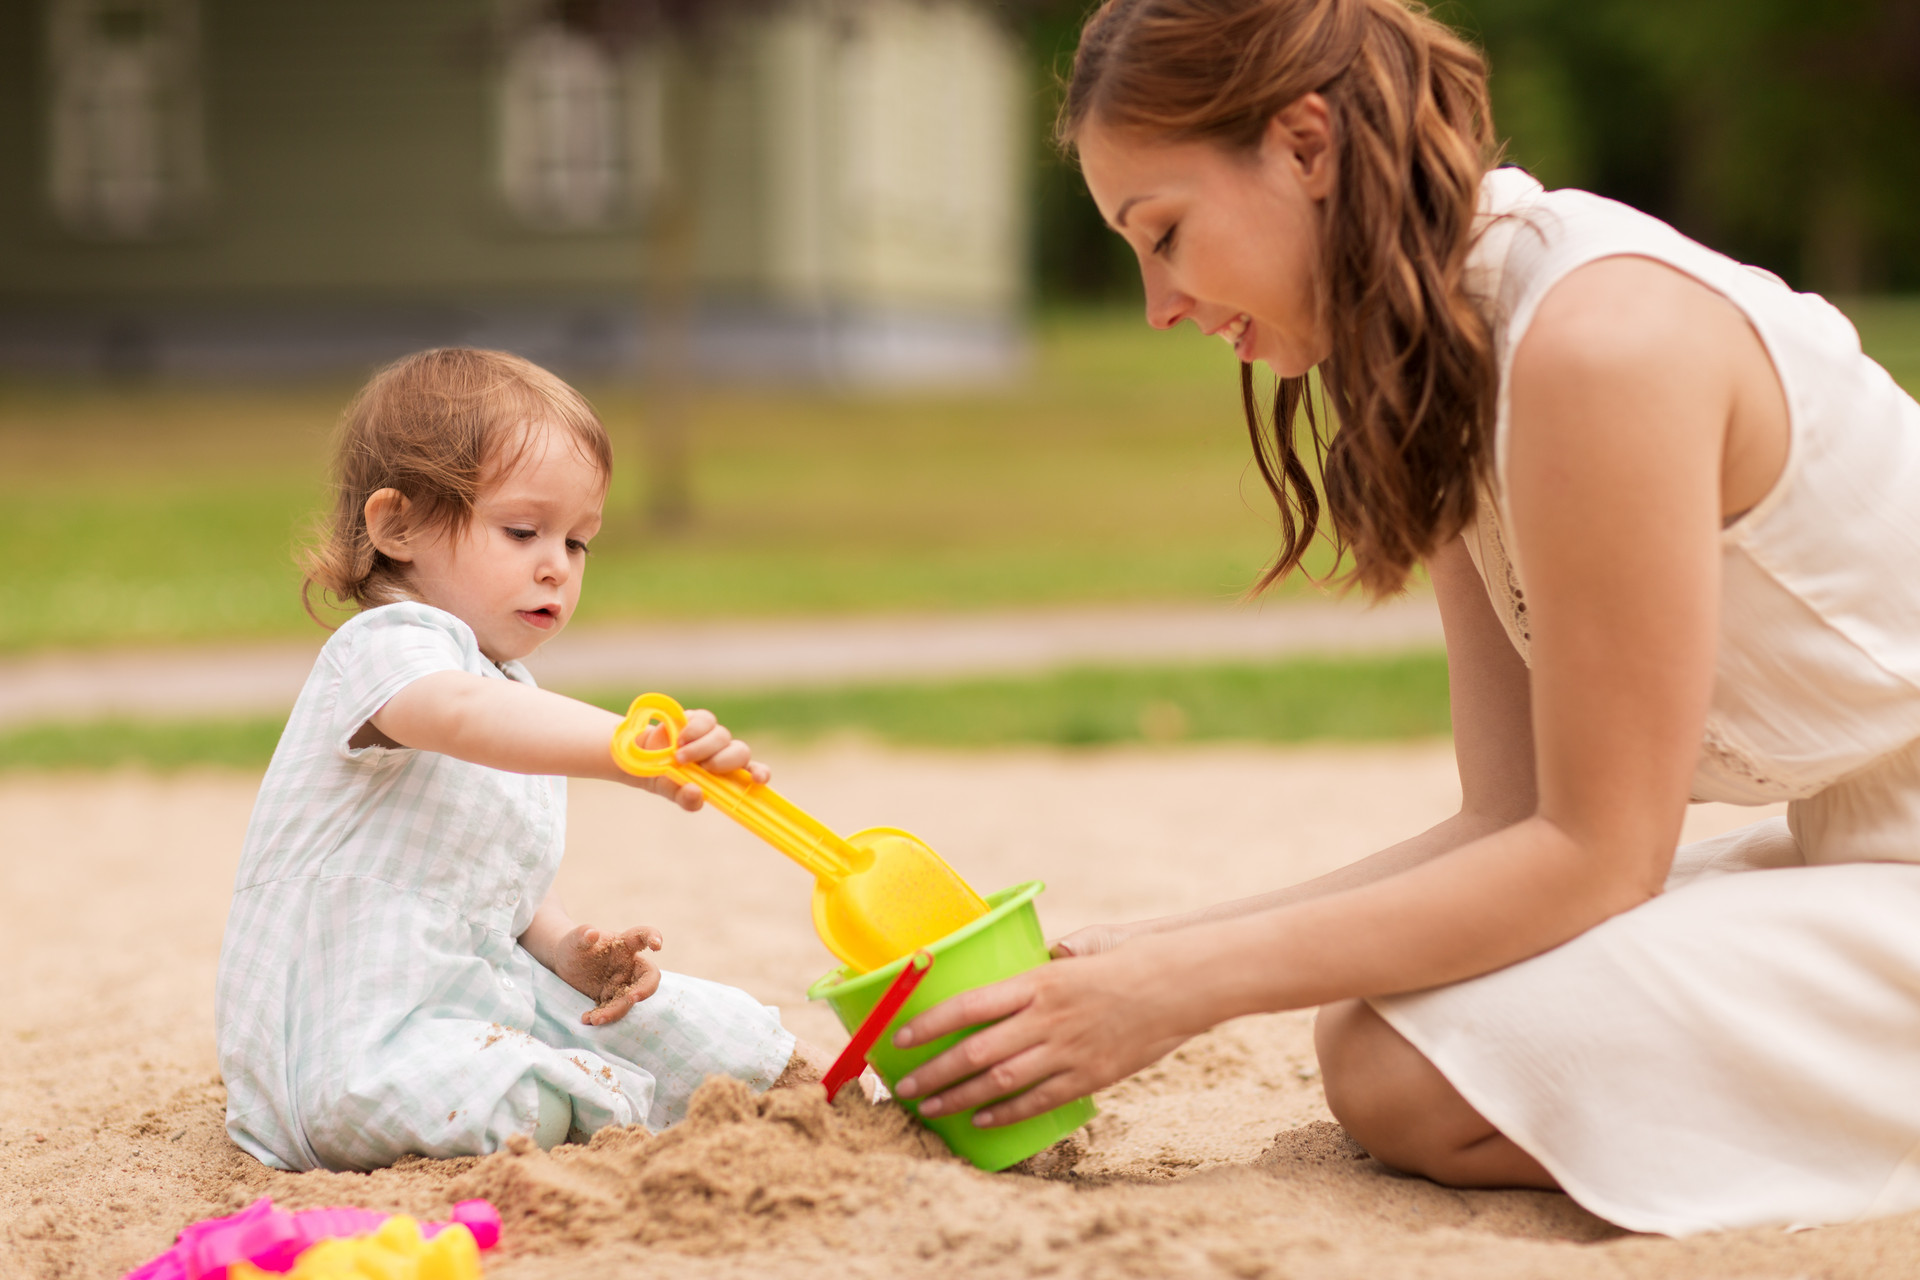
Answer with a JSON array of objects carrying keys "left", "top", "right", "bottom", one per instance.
[
  {"left": 498, "top": 23, "right": 625, "bottom": 230},
  {"left": 46, "top": 0, "right": 207, "bottom": 239}
]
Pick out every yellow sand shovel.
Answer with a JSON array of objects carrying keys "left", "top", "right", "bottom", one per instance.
[{"left": 609, "top": 693, "right": 990, "bottom": 973}]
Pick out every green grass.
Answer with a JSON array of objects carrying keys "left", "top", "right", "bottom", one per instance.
[
  {"left": 5, "top": 299, "right": 1915, "bottom": 656},
  {"left": 588, "top": 652, "right": 1452, "bottom": 747},
  {"left": 1847, "top": 298, "right": 1920, "bottom": 392},
  {"left": 0, "top": 716, "right": 291, "bottom": 772},
  {"left": 0, "top": 312, "right": 1301, "bottom": 654},
  {"left": 0, "top": 652, "right": 1452, "bottom": 772}
]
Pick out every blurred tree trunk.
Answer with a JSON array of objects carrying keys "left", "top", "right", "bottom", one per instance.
[
  {"left": 561, "top": 0, "right": 782, "bottom": 532},
  {"left": 641, "top": 45, "right": 702, "bottom": 533},
  {"left": 1806, "top": 179, "right": 1869, "bottom": 298},
  {"left": 1669, "top": 86, "right": 1730, "bottom": 259}
]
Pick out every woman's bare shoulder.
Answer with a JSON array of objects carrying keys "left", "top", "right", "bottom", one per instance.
[
  {"left": 1511, "top": 256, "right": 1787, "bottom": 521},
  {"left": 1516, "top": 256, "right": 1752, "bottom": 383}
]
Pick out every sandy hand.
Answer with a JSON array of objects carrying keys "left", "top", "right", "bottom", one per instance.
[{"left": 555, "top": 924, "right": 665, "bottom": 1025}]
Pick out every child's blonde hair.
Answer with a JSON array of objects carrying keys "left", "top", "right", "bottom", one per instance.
[{"left": 302, "top": 348, "right": 613, "bottom": 623}]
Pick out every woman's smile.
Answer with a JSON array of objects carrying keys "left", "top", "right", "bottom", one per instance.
[{"left": 1209, "top": 312, "right": 1256, "bottom": 362}]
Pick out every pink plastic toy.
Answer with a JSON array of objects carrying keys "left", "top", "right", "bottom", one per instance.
[{"left": 122, "top": 1196, "right": 501, "bottom": 1280}]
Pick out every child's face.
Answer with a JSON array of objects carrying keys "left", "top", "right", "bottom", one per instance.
[{"left": 405, "top": 422, "right": 606, "bottom": 664}]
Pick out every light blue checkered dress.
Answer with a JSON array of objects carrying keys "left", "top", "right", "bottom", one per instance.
[{"left": 216, "top": 601, "right": 794, "bottom": 1172}]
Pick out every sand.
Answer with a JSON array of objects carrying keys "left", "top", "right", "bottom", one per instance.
[{"left": 5, "top": 741, "right": 1917, "bottom": 1279}]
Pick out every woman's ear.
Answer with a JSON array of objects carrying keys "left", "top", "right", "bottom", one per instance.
[
  {"left": 1264, "top": 93, "right": 1335, "bottom": 200},
  {"left": 364, "top": 488, "right": 415, "bottom": 562}
]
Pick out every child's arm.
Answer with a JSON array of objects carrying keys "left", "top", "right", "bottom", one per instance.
[
  {"left": 367, "top": 670, "right": 767, "bottom": 807},
  {"left": 519, "top": 892, "right": 664, "bottom": 1025}
]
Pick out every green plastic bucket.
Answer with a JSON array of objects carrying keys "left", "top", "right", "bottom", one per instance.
[{"left": 806, "top": 880, "right": 1097, "bottom": 1171}]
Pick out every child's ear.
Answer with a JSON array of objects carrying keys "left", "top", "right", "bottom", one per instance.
[{"left": 364, "top": 488, "right": 415, "bottom": 562}]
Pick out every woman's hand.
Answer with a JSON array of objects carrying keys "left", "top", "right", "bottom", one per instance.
[
  {"left": 1048, "top": 921, "right": 1147, "bottom": 959},
  {"left": 550, "top": 924, "right": 665, "bottom": 1025},
  {"left": 629, "top": 707, "right": 770, "bottom": 810},
  {"left": 889, "top": 943, "right": 1192, "bottom": 1127}
]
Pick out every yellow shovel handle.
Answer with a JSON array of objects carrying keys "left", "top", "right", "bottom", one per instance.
[{"left": 610, "top": 693, "right": 860, "bottom": 882}]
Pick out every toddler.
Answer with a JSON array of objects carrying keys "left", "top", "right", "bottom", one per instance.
[{"left": 217, "top": 348, "right": 825, "bottom": 1172}]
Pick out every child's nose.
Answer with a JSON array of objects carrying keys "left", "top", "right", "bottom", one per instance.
[{"left": 537, "top": 541, "right": 570, "bottom": 584}]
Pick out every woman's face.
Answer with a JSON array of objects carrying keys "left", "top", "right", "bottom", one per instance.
[{"left": 1077, "top": 97, "right": 1334, "bottom": 377}]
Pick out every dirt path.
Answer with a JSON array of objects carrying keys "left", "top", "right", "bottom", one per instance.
[
  {"left": 0, "top": 596, "right": 1442, "bottom": 728},
  {"left": 3, "top": 743, "right": 1881, "bottom": 1280}
]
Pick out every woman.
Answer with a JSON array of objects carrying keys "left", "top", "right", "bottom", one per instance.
[{"left": 890, "top": 0, "right": 1920, "bottom": 1236}]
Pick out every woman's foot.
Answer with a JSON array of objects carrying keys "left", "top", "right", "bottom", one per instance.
[{"left": 531, "top": 1080, "right": 573, "bottom": 1150}]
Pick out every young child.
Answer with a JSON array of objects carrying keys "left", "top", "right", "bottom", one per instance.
[{"left": 217, "top": 348, "right": 825, "bottom": 1172}]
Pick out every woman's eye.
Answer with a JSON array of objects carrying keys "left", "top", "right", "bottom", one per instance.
[{"left": 1152, "top": 223, "right": 1178, "bottom": 256}]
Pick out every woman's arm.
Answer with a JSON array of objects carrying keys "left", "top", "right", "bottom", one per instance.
[
  {"left": 896, "top": 258, "right": 1769, "bottom": 1125},
  {"left": 367, "top": 671, "right": 766, "bottom": 806},
  {"left": 1053, "top": 536, "right": 1536, "bottom": 955}
]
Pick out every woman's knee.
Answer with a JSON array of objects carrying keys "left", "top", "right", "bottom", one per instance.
[
  {"left": 1315, "top": 999, "right": 1417, "bottom": 1141},
  {"left": 1314, "top": 1000, "right": 1476, "bottom": 1176},
  {"left": 1313, "top": 1001, "right": 1555, "bottom": 1190}
]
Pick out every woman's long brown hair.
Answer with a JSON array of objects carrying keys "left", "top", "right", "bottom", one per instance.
[{"left": 1060, "top": 0, "right": 1498, "bottom": 597}]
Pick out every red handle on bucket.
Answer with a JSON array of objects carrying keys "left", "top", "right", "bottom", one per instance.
[{"left": 821, "top": 950, "right": 934, "bottom": 1102}]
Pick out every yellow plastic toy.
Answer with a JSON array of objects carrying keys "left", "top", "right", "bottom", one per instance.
[
  {"left": 610, "top": 692, "right": 989, "bottom": 973},
  {"left": 229, "top": 1214, "right": 481, "bottom": 1280}
]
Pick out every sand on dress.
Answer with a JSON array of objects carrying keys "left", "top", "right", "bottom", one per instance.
[{"left": 5, "top": 743, "right": 1917, "bottom": 1279}]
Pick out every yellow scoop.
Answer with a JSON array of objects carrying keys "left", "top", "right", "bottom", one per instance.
[{"left": 609, "top": 693, "right": 990, "bottom": 973}]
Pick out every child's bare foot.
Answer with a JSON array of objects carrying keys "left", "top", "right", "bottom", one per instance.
[
  {"left": 776, "top": 1038, "right": 832, "bottom": 1088},
  {"left": 553, "top": 925, "right": 664, "bottom": 1025}
]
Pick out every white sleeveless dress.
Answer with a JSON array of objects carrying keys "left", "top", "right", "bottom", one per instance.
[{"left": 1371, "top": 169, "right": 1920, "bottom": 1237}]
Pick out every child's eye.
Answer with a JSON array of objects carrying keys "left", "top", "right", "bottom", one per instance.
[
  {"left": 567, "top": 539, "right": 591, "bottom": 556},
  {"left": 1152, "top": 222, "right": 1178, "bottom": 257},
  {"left": 506, "top": 527, "right": 537, "bottom": 541}
]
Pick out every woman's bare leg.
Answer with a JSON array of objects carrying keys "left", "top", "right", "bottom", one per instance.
[{"left": 1315, "top": 999, "right": 1557, "bottom": 1190}]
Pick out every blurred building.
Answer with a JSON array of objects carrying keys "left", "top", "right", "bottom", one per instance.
[{"left": 0, "top": 0, "right": 1029, "bottom": 383}]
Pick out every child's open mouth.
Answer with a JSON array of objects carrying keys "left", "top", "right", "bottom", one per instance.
[{"left": 517, "top": 607, "right": 558, "bottom": 629}]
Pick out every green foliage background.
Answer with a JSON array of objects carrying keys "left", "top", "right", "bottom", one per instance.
[
  {"left": 1017, "top": 0, "right": 1920, "bottom": 298},
  {"left": 0, "top": 653, "right": 1452, "bottom": 772}
]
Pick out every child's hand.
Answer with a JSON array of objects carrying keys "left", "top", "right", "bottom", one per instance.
[
  {"left": 553, "top": 924, "right": 665, "bottom": 1025},
  {"left": 633, "top": 708, "right": 771, "bottom": 810}
]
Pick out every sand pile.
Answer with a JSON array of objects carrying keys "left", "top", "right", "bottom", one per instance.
[
  {"left": 29, "top": 1056, "right": 1920, "bottom": 1280},
  {"left": 241, "top": 1069, "right": 1621, "bottom": 1278},
  {"left": 12, "top": 755, "right": 1920, "bottom": 1279},
  {"left": 448, "top": 1078, "right": 954, "bottom": 1254}
]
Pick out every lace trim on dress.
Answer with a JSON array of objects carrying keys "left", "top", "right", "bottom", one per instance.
[
  {"left": 1473, "top": 493, "right": 1813, "bottom": 805},
  {"left": 1691, "top": 714, "right": 1851, "bottom": 804},
  {"left": 1471, "top": 489, "right": 1533, "bottom": 665},
  {"left": 1489, "top": 517, "right": 1534, "bottom": 656},
  {"left": 1697, "top": 721, "right": 1780, "bottom": 795}
]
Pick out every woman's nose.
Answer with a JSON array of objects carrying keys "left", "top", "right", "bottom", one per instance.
[{"left": 1143, "top": 269, "right": 1193, "bottom": 331}]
